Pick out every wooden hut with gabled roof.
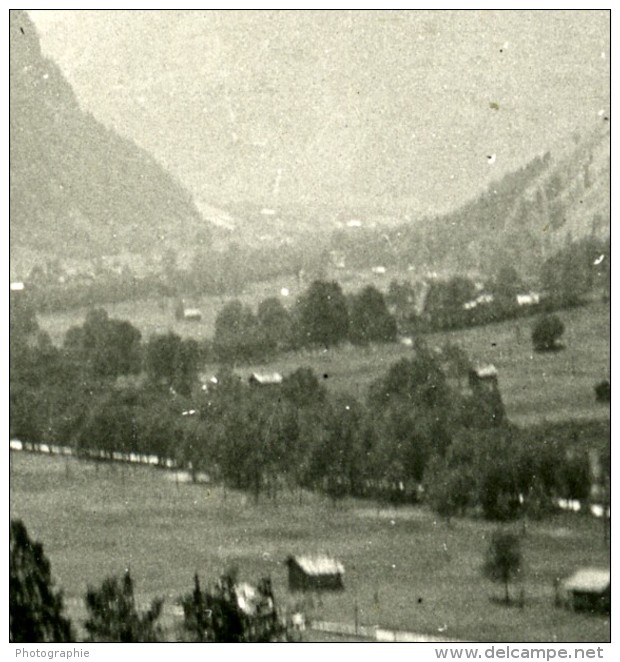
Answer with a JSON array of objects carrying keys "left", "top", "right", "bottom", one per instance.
[{"left": 286, "top": 555, "right": 344, "bottom": 592}]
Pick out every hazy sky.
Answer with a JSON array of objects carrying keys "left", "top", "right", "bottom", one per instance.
[{"left": 28, "top": 10, "right": 610, "bottom": 214}]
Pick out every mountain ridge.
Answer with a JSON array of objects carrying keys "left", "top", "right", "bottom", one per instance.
[{"left": 10, "top": 10, "right": 216, "bottom": 274}]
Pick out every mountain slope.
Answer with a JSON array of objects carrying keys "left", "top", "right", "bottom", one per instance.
[
  {"left": 10, "top": 11, "right": 213, "bottom": 269},
  {"left": 328, "top": 122, "right": 610, "bottom": 277}
]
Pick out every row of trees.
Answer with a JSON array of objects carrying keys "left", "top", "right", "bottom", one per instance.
[
  {"left": 10, "top": 520, "right": 286, "bottom": 643},
  {"left": 387, "top": 266, "right": 546, "bottom": 334},
  {"left": 10, "top": 301, "right": 595, "bottom": 521},
  {"left": 387, "top": 233, "right": 609, "bottom": 336},
  {"left": 212, "top": 281, "right": 397, "bottom": 363}
]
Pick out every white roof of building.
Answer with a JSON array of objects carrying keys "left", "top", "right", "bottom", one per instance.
[
  {"left": 562, "top": 568, "right": 610, "bottom": 593},
  {"left": 293, "top": 555, "right": 345, "bottom": 576},
  {"left": 235, "top": 582, "right": 274, "bottom": 616},
  {"left": 472, "top": 364, "right": 498, "bottom": 378},
  {"left": 250, "top": 372, "right": 283, "bottom": 385},
  {"left": 183, "top": 308, "right": 202, "bottom": 317}
]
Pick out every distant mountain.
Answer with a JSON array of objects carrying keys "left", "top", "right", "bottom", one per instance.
[
  {"left": 425, "top": 122, "right": 611, "bottom": 275},
  {"left": 10, "top": 11, "right": 214, "bottom": 274},
  {"left": 29, "top": 10, "right": 609, "bottom": 221},
  {"left": 329, "top": 122, "right": 610, "bottom": 277}
]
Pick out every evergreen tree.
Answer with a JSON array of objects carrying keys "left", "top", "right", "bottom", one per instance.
[
  {"left": 84, "top": 570, "right": 163, "bottom": 642},
  {"left": 10, "top": 519, "right": 74, "bottom": 643}
]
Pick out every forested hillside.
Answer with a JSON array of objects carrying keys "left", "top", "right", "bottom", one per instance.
[
  {"left": 10, "top": 11, "right": 210, "bottom": 266},
  {"left": 330, "top": 123, "right": 610, "bottom": 277}
]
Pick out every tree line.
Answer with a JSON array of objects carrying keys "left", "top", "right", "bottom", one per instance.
[
  {"left": 387, "top": 236, "right": 609, "bottom": 335},
  {"left": 211, "top": 280, "right": 397, "bottom": 363},
  {"left": 10, "top": 297, "right": 600, "bottom": 522}
]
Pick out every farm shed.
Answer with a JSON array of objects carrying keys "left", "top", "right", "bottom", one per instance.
[
  {"left": 175, "top": 299, "right": 202, "bottom": 321},
  {"left": 181, "top": 308, "right": 202, "bottom": 322},
  {"left": 286, "top": 555, "right": 344, "bottom": 592},
  {"left": 468, "top": 364, "right": 498, "bottom": 392},
  {"left": 249, "top": 372, "right": 283, "bottom": 386},
  {"left": 559, "top": 568, "right": 610, "bottom": 614}
]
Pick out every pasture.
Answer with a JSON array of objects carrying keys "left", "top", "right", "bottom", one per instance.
[
  {"left": 225, "top": 301, "right": 611, "bottom": 426},
  {"left": 10, "top": 452, "right": 610, "bottom": 642},
  {"left": 37, "top": 288, "right": 609, "bottom": 428}
]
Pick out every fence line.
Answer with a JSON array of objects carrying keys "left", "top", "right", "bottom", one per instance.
[{"left": 309, "top": 619, "right": 465, "bottom": 642}]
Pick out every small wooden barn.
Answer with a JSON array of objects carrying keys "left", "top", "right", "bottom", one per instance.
[
  {"left": 468, "top": 363, "right": 499, "bottom": 393},
  {"left": 249, "top": 372, "right": 283, "bottom": 387},
  {"left": 559, "top": 568, "right": 610, "bottom": 614},
  {"left": 286, "top": 555, "right": 344, "bottom": 592},
  {"left": 175, "top": 299, "right": 202, "bottom": 322}
]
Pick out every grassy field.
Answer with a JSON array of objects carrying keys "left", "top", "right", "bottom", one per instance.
[
  {"left": 38, "top": 293, "right": 609, "bottom": 428},
  {"left": 10, "top": 452, "right": 610, "bottom": 643},
  {"left": 221, "top": 301, "right": 611, "bottom": 426}
]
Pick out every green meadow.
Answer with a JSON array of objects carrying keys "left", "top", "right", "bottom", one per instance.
[
  {"left": 10, "top": 452, "right": 610, "bottom": 642},
  {"left": 38, "top": 296, "right": 609, "bottom": 427}
]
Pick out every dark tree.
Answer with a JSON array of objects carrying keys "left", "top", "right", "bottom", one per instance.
[
  {"left": 296, "top": 280, "right": 349, "bottom": 348},
  {"left": 145, "top": 332, "right": 199, "bottom": 394},
  {"left": 441, "top": 342, "right": 472, "bottom": 388},
  {"left": 491, "top": 265, "right": 523, "bottom": 318},
  {"left": 424, "top": 276, "right": 477, "bottom": 329},
  {"left": 181, "top": 574, "right": 217, "bottom": 642},
  {"left": 540, "top": 238, "right": 603, "bottom": 306},
  {"left": 213, "top": 300, "right": 267, "bottom": 362},
  {"left": 483, "top": 530, "right": 523, "bottom": 604},
  {"left": 368, "top": 346, "right": 450, "bottom": 411},
  {"left": 76, "top": 390, "right": 140, "bottom": 457},
  {"left": 308, "top": 395, "right": 366, "bottom": 499},
  {"left": 558, "top": 451, "right": 592, "bottom": 502},
  {"left": 531, "top": 314, "right": 565, "bottom": 352},
  {"left": 257, "top": 297, "right": 293, "bottom": 351},
  {"left": 181, "top": 572, "right": 286, "bottom": 642},
  {"left": 367, "top": 347, "right": 453, "bottom": 487},
  {"left": 348, "top": 285, "right": 397, "bottom": 345},
  {"left": 475, "top": 429, "right": 521, "bottom": 521},
  {"left": 281, "top": 367, "right": 326, "bottom": 408},
  {"left": 424, "top": 438, "right": 477, "bottom": 523},
  {"left": 64, "top": 308, "right": 142, "bottom": 378},
  {"left": 9, "top": 382, "right": 44, "bottom": 443},
  {"left": 10, "top": 519, "right": 74, "bottom": 643},
  {"left": 595, "top": 380, "right": 610, "bottom": 403},
  {"left": 84, "top": 570, "right": 163, "bottom": 642}
]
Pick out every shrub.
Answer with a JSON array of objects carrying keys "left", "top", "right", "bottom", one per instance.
[{"left": 532, "top": 314, "right": 565, "bottom": 352}]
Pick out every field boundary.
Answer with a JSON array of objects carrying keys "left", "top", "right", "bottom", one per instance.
[
  {"left": 309, "top": 619, "right": 466, "bottom": 642},
  {"left": 9, "top": 442, "right": 609, "bottom": 519}
]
